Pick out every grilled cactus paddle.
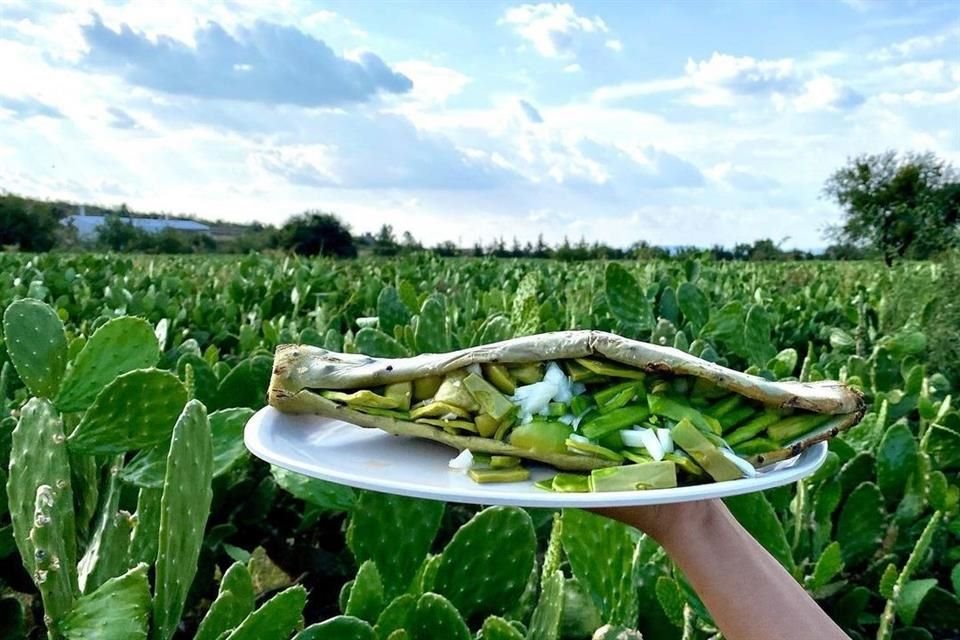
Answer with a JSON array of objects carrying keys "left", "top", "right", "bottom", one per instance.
[{"left": 268, "top": 330, "right": 865, "bottom": 487}]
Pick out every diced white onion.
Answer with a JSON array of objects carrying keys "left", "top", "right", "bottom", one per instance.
[
  {"left": 621, "top": 428, "right": 664, "bottom": 461},
  {"left": 558, "top": 414, "right": 576, "bottom": 426},
  {"left": 571, "top": 382, "right": 586, "bottom": 396},
  {"left": 448, "top": 449, "right": 474, "bottom": 472},
  {"left": 656, "top": 428, "right": 674, "bottom": 454},
  {"left": 572, "top": 414, "right": 583, "bottom": 430},
  {"left": 441, "top": 413, "right": 460, "bottom": 421},
  {"left": 568, "top": 433, "right": 591, "bottom": 444},
  {"left": 721, "top": 450, "right": 757, "bottom": 478},
  {"left": 466, "top": 363, "right": 482, "bottom": 376}
]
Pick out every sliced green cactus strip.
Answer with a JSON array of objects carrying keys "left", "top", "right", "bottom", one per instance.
[
  {"left": 345, "top": 560, "right": 385, "bottom": 625},
  {"left": 128, "top": 488, "right": 162, "bottom": 566},
  {"left": 408, "top": 593, "right": 470, "bottom": 640},
  {"left": 433, "top": 506, "right": 536, "bottom": 622},
  {"left": 67, "top": 369, "right": 188, "bottom": 455},
  {"left": 30, "top": 485, "right": 76, "bottom": 627},
  {"left": 561, "top": 509, "right": 639, "bottom": 627},
  {"left": 77, "top": 454, "right": 125, "bottom": 593},
  {"left": 526, "top": 570, "right": 564, "bottom": 640},
  {"left": 481, "top": 616, "right": 525, "bottom": 640},
  {"left": 151, "top": 400, "right": 214, "bottom": 640},
  {"left": 374, "top": 594, "right": 416, "bottom": 639},
  {"left": 347, "top": 492, "right": 444, "bottom": 600},
  {"left": 7, "top": 398, "right": 78, "bottom": 592},
  {"left": 55, "top": 317, "right": 160, "bottom": 413},
  {"left": 223, "top": 585, "right": 307, "bottom": 640},
  {"left": 59, "top": 563, "right": 151, "bottom": 640},
  {"left": 2, "top": 298, "right": 68, "bottom": 398},
  {"left": 294, "top": 616, "right": 377, "bottom": 640}
]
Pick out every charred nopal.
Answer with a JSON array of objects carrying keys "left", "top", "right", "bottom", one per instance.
[{"left": 268, "top": 330, "right": 865, "bottom": 493}]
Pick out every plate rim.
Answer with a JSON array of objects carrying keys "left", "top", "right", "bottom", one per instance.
[{"left": 244, "top": 406, "right": 828, "bottom": 507}]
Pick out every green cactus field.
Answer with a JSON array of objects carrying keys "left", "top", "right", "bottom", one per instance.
[{"left": 0, "top": 252, "right": 958, "bottom": 639}]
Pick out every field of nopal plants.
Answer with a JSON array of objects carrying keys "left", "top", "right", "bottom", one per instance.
[{"left": 0, "top": 252, "right": 958, "bottom": 639}]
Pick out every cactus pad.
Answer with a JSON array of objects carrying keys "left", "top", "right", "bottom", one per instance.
[
  {"left": 2, "top": 298, "right": 68, "bottom": 398},
  {"left": 414, "top": 297, "right": 450, "bottom": 354},
  {"left": 560, "top": 509, "right": 639, "bottom": 627},
  {"left": 77, "top": 455, "right": 127, "bottom": 594},
  {"left": 68, "top": 369, "right": 188, "bottom": 455},
  {"left": 347, "top": 492, "right": 444, "bottom": 599},
  {"left": 152, "top": 400, "right": 213, "bottom": 640},
  {"left": 7, "top": 398, "right": 77, "bottom": 591},
  {"left": 294, "top": 616, "right": 377, "bottom": 640},
  {"left": 59, "top": 563, "right": 151, "bottom": 640},
  {"left": 374, "top": 594, "right": 416, "bottom": 639},
  {"left": 604, "top": 264, "right": 651, "bottom": 330},
  {"left": 223, "top": 585, "right": 307, "bottom": 640},
  {"left": 355, "top": 328, "right": 410, "bottom": 358},
  {"left": 378, "top": 286, "right": 412, "bottom": 336},
  {"left": 591, "top": 625, "right": 644, "bottom": 640},
  {"left": 433, "top": 506, "right": 536, "bottom": 622},
  {"left": 527, "top": 570, "right": 564, "bottom": 640},
  {"left": 345, "top": 560, "right": 385, "bottom": 624},
  {"left": 30, "top": 485, "right": 76, "bottom": 626},
  {"left": 55, "top": 317, "right": 160, "bottom": 413},
  {"left": 408, "top": 593, "right": 470, "bottom": 640},
  {"left": 195, "top": 564, "right": 255, "bottom": 640},
  {"left": 128, "top": 488, "right": 162, "bottom": 566},
  {"left": 480, "top": 616, "right": 525, "bottom": 640},
  {"left": 837, "top": 481, "right": 886, "bottom": 567}
]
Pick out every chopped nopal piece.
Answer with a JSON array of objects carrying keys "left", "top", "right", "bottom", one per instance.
[
  {"left": 767, "top": 413, "right": 833, "bottom": 444},
  {"left": 672, "top": 418, "right": 743, "bottom": 482},
  {"left": 481, "top": 363, "right": 516, "bottom": 394},
  {"left": 490, "top": 455, "right": 521, "bottom": 469},
  {"left": 648, "top": 395, "right": 721, "bottom": 435},
  {"left": 468, "top": 468, "right": 530, "bottom": 483},
  {"left": 589, "top": 462, "right": 677, "bottom": 491},
  {"left": 463, "top": 373, "right": 514, "bottom": 421},
  {"left": 509, "top": 363, "right": 543, "bottom": 384},
  {"left": 552, "top": 473, "right": 591, "bottom": 492},
  {"left": 413, "top": 375, "right": 443, "bottom": 401},
  {"left": 410, "top": 401, "right": 471, "bottom": 420},
  {"left": 321, "top": 389, "right": 402, "bottom": 409},
  {"left": 384, "top": 381, "right": 413, "bottom": 411},
  {"left": 508, "top": 420, "right": 573, "bottom": 455},
  {"left": 474, "top": 414, "right": 499, "bottom": 438},
  {"left": 574, "top": 358, "right": 645, "bottom": 380},
  {"left": 564, "top": 438, "right": 624, "bottom": 462},
  {"left": 580, "top": 406, "right": 650, "bottom": 439}
]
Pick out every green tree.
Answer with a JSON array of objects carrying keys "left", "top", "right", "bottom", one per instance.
[
  {"left": 97, "top": 214, "right": 148, "bottom": 252},
  {"left": 0, "top": 194, "right": 61, "bottom": 251},
  {"left": 373, "top": 225, "right": 400, "bottom": 256},
  {"left": 276, "top": 211, "right": 356, "bottom": 257},
  {"left": 824, "top": 151, "right": 959, "bottom": 264}
]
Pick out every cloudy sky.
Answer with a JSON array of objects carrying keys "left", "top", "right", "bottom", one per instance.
[{"left": 0, "top": 1, "right": 957, "bottom": 248}]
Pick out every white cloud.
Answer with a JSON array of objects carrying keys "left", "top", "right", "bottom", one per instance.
[
  {"left": 793, "top": 75, "right": 865, "bottom": 111},
  {"left": 393, "top": 61, "right": 471, "bottom": 106},
  {"left": 563, "top": 63, "right": 582, "bottom": 73},
  {"left": 871, "top": 27, "right": 960, "bottom": 61},
  {"left": 500, "top": 3, "right": 617, "bottom": 59}
]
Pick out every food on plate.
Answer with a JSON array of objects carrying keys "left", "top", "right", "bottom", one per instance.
[{"left": 268, "top": 331, "right": 864, "bottom": 492}]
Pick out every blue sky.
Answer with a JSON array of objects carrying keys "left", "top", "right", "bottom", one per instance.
[{"left": 0, "top": 1, "right": 957, "bottom": 248}]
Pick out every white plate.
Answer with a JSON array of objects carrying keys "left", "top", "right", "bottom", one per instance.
[{"left": 244, "top": 406, "right": 827, "bottom": 508}]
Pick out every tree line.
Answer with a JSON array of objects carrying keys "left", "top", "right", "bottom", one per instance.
[{"left": 2, "top": 151, "right": 957, "bottom": 262}]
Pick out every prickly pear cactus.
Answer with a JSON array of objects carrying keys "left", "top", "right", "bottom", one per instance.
[
  {"left": 354, "top": 328, "right": 410, "bottom": 358},
  {"left": 30, "top": 485, "right": 76, "bottom": 626},
  {"left": 407, "top": 593, "right": 470, "bottom": 640},
  {"left": 2, "top": 298, "right": 68, "bottom": 398},
  {"left": 591, "top": 625, "right": 644, "bottom": 640},
  {"left": 433, "top": 506, "right": 536, "bottom": 622},
  {"left": 374, "top": 594, "right": 416, "bottom": 639},
  {"left": 411, "top": 554, "right": 441, "bottom": 595},
  {"left": 347, "top": 492, "right": 444, "bottom": 599},
  {"left": 836, "top": 481, "right": 886, "bottom": 567},
  {"left": 414, "top": 296, "right": 450, "bottom": 353},
  {"left": 77, "top": 455, "right": 128, "bottom": 594},
  {"left": 480, "top": 616, "right": 525, "bottom": 640},
  {"left": 151, "top": 400, "right": 213, "bottom": 640},
  {"left": 7, "top": 398, "right": 78, "bottom": 592},
  {"left": 68, "top": 369, "right": 187, "bottom": 455},
  {"left": 295, "top": 616, "right": 376, "bottom": 640},
  {"left": 195, "top": 562, "right": 256, "bottom": 640},
  {"left": 604, "top": 264, "right": 652, "bottom": 331},
  {"left": 223, "top": 585, "right": 307, "bottom": 640},
  {"left": 526, "top": 570, "right": 564, "bottom": 640},
  {"left": 345, "top": 560, "right": 385, "bottom": 624},
  {"left": 542, "top": 513, "right": 563, "bottom": 584},
  {"left": 59, "top": 563, "right": 151, "bottom": 640},
  {"left": 128, "top": 488, "right": 162, "bottom": 566},
  {"left": 55, "top": 317, "right": 160, "bottom": 412},
  {"left": 561, "top": 509, "right": 639, "bottom": 627},
  {"left": 377, "top": 286, "right": 412, "bottom": 337}
]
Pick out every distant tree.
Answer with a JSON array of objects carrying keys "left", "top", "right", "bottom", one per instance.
[
  {"left": 373, "top": 225, "right": 400, "bottom": 256},
  {"left": 472, "top": 242, "right": 485, "bottom": 257},
  {"left": 432, "top": 240, "right": 459, "bottom": 257},
  {"left": 824, "top": 151, "right": 960, "bottom": 264},
  {"left": 276, "top": 211, "right": 357, "bottom": 257},
  {"left": 0, "top": 195, "right": 60, "bottom": 251},
  {"left": 401, "top": 230, "right": 422, "bottom": 253},
  {"left": 97, "top": 214, "right": 148, "bottom": 252},
  {"left": 747, "top": 239, "right": 782, "bottom": 261}
]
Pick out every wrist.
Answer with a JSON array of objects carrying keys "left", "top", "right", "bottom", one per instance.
[{"left": 647, "top": 499, "right": 728, "bottom": 549}]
